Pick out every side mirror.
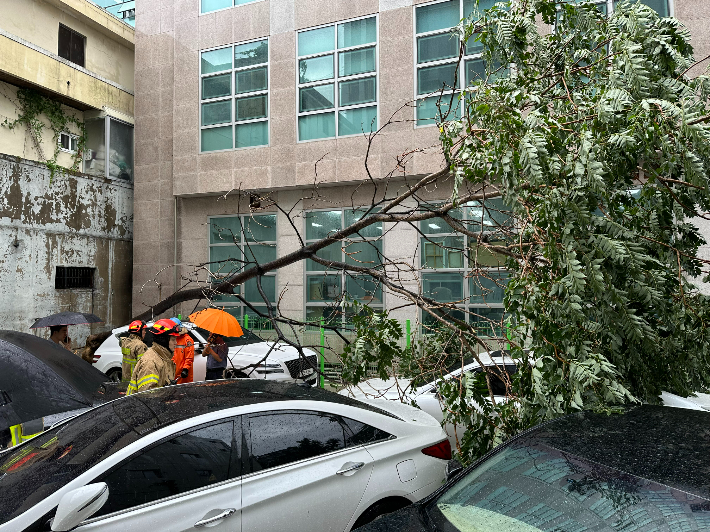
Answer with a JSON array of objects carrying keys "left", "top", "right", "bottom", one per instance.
[
  {"left": 445, "top": 459, "right": 463, "bottom": 481},
  {"left": 52, "top": 483, "right": 108, "bottom": 531}
]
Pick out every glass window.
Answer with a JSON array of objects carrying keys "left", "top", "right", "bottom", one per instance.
[
  {"left": 419, "top": 200, "right": 511, "bottom": 335},
  {"left": 96, "top": 421, "right": 238, "bottom": 517},
  {"left": 248, "top": 412, "right": 347, "bottom": 471},
  {"left": 300, "top": 84, "right": 335, "bottom": 112},
  {"left": 337, "top": 17, "right": 377, "bottom": 48},
  {"left": 298, "top": 16, "right": 378, "bottom": 140},
  {"left": 201, "top": 40, "right": 269, "bottom": 152},
  {"left": 83, "top": 117, "right": 135, "bottom": 181},
  {"left": 209, "top": 215, "right": 277, "bottom": 316},
  {"left": 415, "top": 0, "right": 508, "bottom": 126},
  {"left": 201, "top": 0, "right": 262, "bottom": 13},
  {"left": 299, "top": 56, "right": 334, "bottom": 84},
  {"left": 83, "top": 117, "right": 106, "bottom": 178},
  {"left": 340, "top": 417, "right": 392, "bottom": 446},
  {"left": 298, "top": 26, "right": 335, "bottom": 56},
  {"left": 305, "top": 209, "right": 384, "bottom": 322}
]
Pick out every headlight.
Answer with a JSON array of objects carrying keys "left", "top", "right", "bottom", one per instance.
[{"left": 256, "top": 363, "right": 284, "bottom": 374}]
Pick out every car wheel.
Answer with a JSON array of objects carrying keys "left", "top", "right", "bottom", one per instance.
[
  {"left": 224, "top": 369, "right": 250, "bottom": 379},
  {"left": 105, "top": 368, "right": 122, "bottom": 382},
  {"left": 351, "top": 497, "right": 411, "bottom": 530}
]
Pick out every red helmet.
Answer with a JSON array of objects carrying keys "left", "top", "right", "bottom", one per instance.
[
  {"left": 149, "top": 319, "right": 181, "bottom": 336},
  {"left": 128, "top": 320, "right": 146, "bottom": 333}
]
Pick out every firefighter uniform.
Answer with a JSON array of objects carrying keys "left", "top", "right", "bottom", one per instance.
[
  {"left": 119, "top": 334, "right": 147, "bottom": 382},
  {"left": 126, "top": 343, "right": 176, "bottom": 395},
  {"left": 173, "top": 330, "right": 195, "bottom": 384},
  {"left": 8, "top": 418, "right": 44, "bottom": 447}
]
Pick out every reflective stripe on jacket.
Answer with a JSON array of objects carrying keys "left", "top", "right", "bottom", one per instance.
[
  {"left": 126, "top": 343, "right": 176, "bottom": 395},
  {"left": 8, "top": 418, "right": 44, "bottom": 447},
  {"left": 120, "top": 334, "right": 147, "bottom": 382}
]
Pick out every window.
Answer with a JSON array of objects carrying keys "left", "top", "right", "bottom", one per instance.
[
  {"left": 55, "top": 266, "right": 95, "bottom": 289},
  {"left": 96, "top": 420, "right": 239, "bottom": 517},
  {"left": 58, "top": 24, "right": 85, "bottom": 67},
  {"left": 209, "top": 214, "right": 277, "bottom": 323},
  {"left": 200, "top": 39, "right": 269, "bottom": 152},
  {"left": 58, "top": 132, "right": 78, "bottom": 153},
  {"left": 415, "top": 0, "right": 507, "bottom": 126},
  {"left": 248, "top": 411, "right": 384, "bottom": 472},
  {"left": 201, "top": 0, "right": 262, "bottom": 14},
  {"left": 297, "top": 16, "right": 378, "bottom": 141},
  {"left": 558, "top": 0, "right": 670, "bottom": 17},
  {"left": 420, "top": 199, "right": 512, "bottom": 336},
  {"left": 83, "top": 117, "right": 134, "bottom": 181},
  {"left": 304, "top": 209, "right": 384, "bottom": 325}
]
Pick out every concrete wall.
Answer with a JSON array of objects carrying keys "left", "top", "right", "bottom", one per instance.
[
  {"left": 0, "top": 154, "right": 133, "bottom": 347},
  {"left": 2, "top": 0, "right": 135, "bottom": 91}
]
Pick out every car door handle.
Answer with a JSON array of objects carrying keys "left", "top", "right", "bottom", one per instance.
[
  {"left": 336, "top": 462, "right": 365, "bottom": 475},
  {"left": 194, "top": 508, "right": 236, "bottom": 528}
]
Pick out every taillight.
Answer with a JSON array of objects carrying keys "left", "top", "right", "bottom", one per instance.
[
  {"left": 92, "top": 355, "right": 101, "bottom": 363},
  {"left": 421, "top": 439, "right": 452, "bottom": 460}
]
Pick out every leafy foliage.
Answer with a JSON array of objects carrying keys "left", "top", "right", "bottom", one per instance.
[
  {"left": 2, "top": 87, "right": 87, "bottom": 181},
  {"left": 341, "top": 0, "right": 710, "bottom": 464}
]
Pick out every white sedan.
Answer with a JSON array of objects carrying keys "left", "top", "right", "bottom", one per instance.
[
  {"left": 340, "top": 351, "right": 519, "bottom": 447},
  {"left": 0, "top": 380, "right": 450, "bottom": 532},
  {"left": 93, "top": 322, "right": 319, "bottom": 385}
]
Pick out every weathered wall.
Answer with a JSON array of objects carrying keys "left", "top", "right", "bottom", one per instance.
[{"left": 0, "top": 154, "right": 133, "bottom": 347}]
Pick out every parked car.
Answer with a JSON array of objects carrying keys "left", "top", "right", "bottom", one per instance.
[
  {"left": 340, "top": 351, "right": 518, "bottom": 446},
  {"left": 93, "top": 322, "right": 319, "bottom": 385},
  {"left": 0, "top": 379, "right": 451, "bottom": 532},
  {"left": 355, "top": 404, "right": 710, "bottom": 531}
]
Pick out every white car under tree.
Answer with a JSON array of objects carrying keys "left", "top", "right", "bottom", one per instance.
[{"left": 93, "top": 322, "right": 319, "bottom": 385}]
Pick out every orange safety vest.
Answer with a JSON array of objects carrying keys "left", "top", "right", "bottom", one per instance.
[{"left": 172, "top": 333, "right": 195, "bottom": 384}]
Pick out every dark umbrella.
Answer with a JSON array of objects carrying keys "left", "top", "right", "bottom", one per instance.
[
  {"left": 29, "top": 311, "right": 103, "bottom": 329},
  {"left": 0, "top": 331, "right": 110, "bottom": 431}
]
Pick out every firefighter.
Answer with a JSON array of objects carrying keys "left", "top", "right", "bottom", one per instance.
[
  {"left": 119, "top": 320, "right": 148, "bottom": 382},
  {"left": 126, "top": 319, "right": 179, "bottom": 395},
  {"left": 171, "top": 318, "right": 194, "bottom": 384},
  {"left": 7, "top": 419, "right": 44, "bottom": 448}
]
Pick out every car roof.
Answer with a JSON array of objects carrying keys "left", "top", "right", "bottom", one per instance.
[{"left": 520, "top": 405, "right": 710, "bottom": 499}]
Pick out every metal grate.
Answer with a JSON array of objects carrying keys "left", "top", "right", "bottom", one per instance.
[
  {"left": 284, "top": 355, "right": 318, "bottom": 378},
  {"left": 55, "top": 266, "right": 95, "bottom": 289}
]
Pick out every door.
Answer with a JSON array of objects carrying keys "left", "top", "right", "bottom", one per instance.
[
  {"left": 78, "top": 419, "right": 242, "bottom": 531},
  {"left": 241, "top": 411, "right": 374, "bottom": 532}
]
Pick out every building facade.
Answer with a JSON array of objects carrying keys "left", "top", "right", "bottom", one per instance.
[
  {"left": 0, "top": 0, "right": 135, "bottom": 345},
  {"left": 132, "top": 0, "right": 710, "bottom": 332}
]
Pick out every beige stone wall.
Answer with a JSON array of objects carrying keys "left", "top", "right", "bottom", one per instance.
[
  {"left": 0, "top": 81, "right": 85, "bottom": 170},
  {"left": 2, "top": 0, "right": 135, "bottom": 91}
]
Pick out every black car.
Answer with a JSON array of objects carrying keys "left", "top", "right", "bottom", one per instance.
[{"left": 355, "top": 405, "right": 710, "bottom": 531}]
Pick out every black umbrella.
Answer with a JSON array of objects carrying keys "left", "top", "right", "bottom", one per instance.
[
  {"left": 29, "top": 311, "right": 103, "bottom": 329},
  {"left": 0, "top": 331, "right": 109, "bottom": 431}
]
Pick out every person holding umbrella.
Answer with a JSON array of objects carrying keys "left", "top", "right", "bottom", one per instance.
[
  {"left": 188, "top": 308, "right": 244, "bottom": 381},
  {"left": 49, "top": 325, "right": 72, "bottom": 350},
  {"left": 119, "top": 320, "right": 148, "bottom": 382},
  {"left": 126, "top": 319, "right": 179, "bottom": 395},
  {"left": 203, "top": 332, "right": 228, "bottom": 380}
]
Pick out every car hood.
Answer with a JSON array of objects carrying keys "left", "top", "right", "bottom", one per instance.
[
  {"left": 353, "top": 505, "right": 428, "bottom": 532},
  {"left": 339, "top": 377, "right": 421, "bottom": 402},
  {"left": 229, "top": 341, "right": 316, "bottom": 363}
]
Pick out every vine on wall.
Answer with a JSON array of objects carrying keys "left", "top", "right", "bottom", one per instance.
[{"left": 2, "top": 87, "right": 87, "bottom": 181}]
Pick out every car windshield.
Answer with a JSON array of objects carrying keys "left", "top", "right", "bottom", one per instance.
[
  {"left": 426, "top": 442, "right": 710, "bottom": 532},
  {"left": 195, "top": 327, "right": 263, "bottom": 347}
]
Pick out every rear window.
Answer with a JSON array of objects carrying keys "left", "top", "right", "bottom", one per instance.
[{"left": 195, "top": 327, "right": 263, "bottom": 347}]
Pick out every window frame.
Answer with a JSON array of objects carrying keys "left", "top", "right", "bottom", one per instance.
[
  {"left": 553, "top": 0, "right": 674, "bottom": 26},
  {"left": 303, "top": 207, "right": 385, "bottom": 326},
  {"left": 296, "top": 14, "right": 380, "bottom": 142},
  {"left": 199, "top": 37, "right": 271, "bottom": 153},
  {"left": 208, "top": 213, "right": 278, "bottom": 322},
  {"left": 200, "top": 0, "right": 266, "bottom": 15},
  {"left": 418, "top": 200, "right": 512, "bottom": 337},
  {"left": 58, "top": 131, "right": 79, "bottom": 154},
  {"left": 87, "top": 417, "right": 243, "bottom": 523},
  {"left": 58, "top": 23, "right": 86, "bottom": 68}
]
